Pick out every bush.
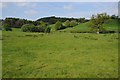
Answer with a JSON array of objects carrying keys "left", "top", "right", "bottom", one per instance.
[
  {"left": 70, "top": 20, "right": 78, "bottom": 27},
  {"left": 3, "top": 23, "right": 12, "bottom": 31},
  {"left": 45, "top": 27, "right": 51, "bottom": 33},
  {"left": 55, "top": 21, "right": 65, "bottom": 30},
  {"left": 63, "top": 20, "right": 78, "bottom": 28},
  {"left": 31, "top": 22, "right": 48, "bottom": 32},
  {"left": 35, "top": 25, "right": 45, "bottom": 32},
  {"left": 21, "top": 22, "right": 48, "bottom": 32},
  {"left": 21, "top": 24, "right": 35, "bottom": 32},
  {"left": 63, "top": 20, "right": 70, "bottom": 28}
]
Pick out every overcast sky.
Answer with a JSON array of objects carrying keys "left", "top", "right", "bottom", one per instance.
[{"left": 0, "top": 2, "right": 118, "bottom": 21}]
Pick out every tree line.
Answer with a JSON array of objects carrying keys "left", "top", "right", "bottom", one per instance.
[
  {"left": 0, "top": 13, "right": 119, "bottom": 33},
  {"left": 37, "top": 16, "right": 88, "bottom": 24},
  {"left": 21, "top": 20, "right": 78, "bottom": 33},
  {"left": 1, "top": 16, "right": 88, "bottom": 28},
  {"left": 1, "top": 16, "right": 88, "bottom": 32}
]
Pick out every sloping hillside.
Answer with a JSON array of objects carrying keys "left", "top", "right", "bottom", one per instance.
[
  {"left": 62, "top": 21, "right": 92, "bottom": 33},
  {"left": 102, "top": 19, "right": 118, "bottom": 31},
  {"left": 61, "top": 19, "right": 118, "bottom": 33}
]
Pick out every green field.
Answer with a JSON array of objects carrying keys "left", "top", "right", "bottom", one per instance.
[{"left": 2, "top": 28, "right": 118, "bottom": 78}]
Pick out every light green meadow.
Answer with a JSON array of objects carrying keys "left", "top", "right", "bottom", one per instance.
[{"left": 2, "top": 29, "right": 118, "bottom": 78}]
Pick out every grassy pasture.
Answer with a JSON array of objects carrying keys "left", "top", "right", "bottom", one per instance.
[{"left": 2, "top": 28, "right": 118, "bottom": 78}]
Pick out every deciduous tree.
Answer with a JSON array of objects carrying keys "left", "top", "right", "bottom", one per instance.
[{"left": 90, "top": 13, "right": 110, "bottom": 34}]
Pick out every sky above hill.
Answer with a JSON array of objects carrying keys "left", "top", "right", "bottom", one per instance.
[{"left": 1, "top": 2, "right": 118, "bottom": 21}]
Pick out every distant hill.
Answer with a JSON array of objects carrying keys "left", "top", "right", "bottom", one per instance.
[
  {"left": 37, "top": 16, "right": 89, "bottom": 24},
  {"left": 2, "top": 17, "right": 89, "bottom": 29}
]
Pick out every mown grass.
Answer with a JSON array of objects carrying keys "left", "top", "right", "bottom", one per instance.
[{"left": 2, "top": 29, "right": 118, "bottom": 78}]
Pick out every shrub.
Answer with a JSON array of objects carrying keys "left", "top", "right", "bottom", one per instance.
[
  {"left": 55, "top": 21, "right": 66, "bottom": 30},
  {"left": 63, "top": 20, "right": 78, "bottom": 28},
  {"left": 45, "top": 27, "right": 51, "bottom": 33},
  {"left": 3, "top": 23, "right": 12, "bottom": 31},
  {"left": 31, "top": 21, "right": 48, "bottom": 32},
  {"left": 69, "top": 20, "right": 78, "bottom": 27},
  {"left": 21, "top": 23, "right": 48, "bottom": 32},
  {"left": 35, "top": 25, "right": 45, "bottom": 32},
  {"left": 21, "top": 24, "right": 35, "bottom": 32},
  {"left": 63, "top": 20, "right": 70, "bottom": 28}
]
